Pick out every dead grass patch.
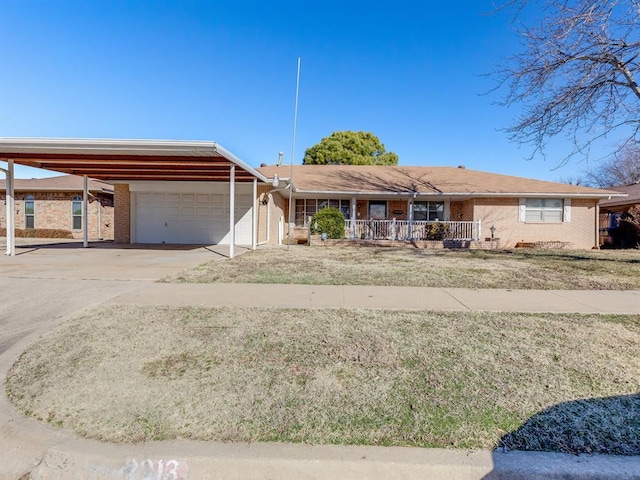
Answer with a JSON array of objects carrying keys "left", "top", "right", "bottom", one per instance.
[
  {"left": 165, "top": 246, "right": 640, "bottom": 290},
  {"left": 6, "top": 305, "right": 639, "bottom": 454}
]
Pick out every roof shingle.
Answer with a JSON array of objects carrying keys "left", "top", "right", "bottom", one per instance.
[{"left": 258, "top": 165, "right": 621, "bottom": 197}]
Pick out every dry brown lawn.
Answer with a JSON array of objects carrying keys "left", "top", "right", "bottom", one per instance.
[
  {"left": 7, "top": 305, "right": 640, "bottom": 454},
  {"left": 165, "top": 246, "right": 640, "bottom": 290}
]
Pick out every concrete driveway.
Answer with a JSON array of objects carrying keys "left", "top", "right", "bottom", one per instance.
[{"left": 0, "top": 239, "right": 235, "bottom": 478}]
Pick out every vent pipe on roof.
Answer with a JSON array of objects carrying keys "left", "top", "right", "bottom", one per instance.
[{"left": 277, "top": 151, "right": 283, "bottom": 166}]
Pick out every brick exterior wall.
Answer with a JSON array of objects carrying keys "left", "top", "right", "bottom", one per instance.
[
  {"left": 473, "top": 197, "right": 598, "bottom": 249},
  {"left": 388, "top": 200, "right": 408, "bottom": 220},
  {"left": 0, "top": 191, "right": 114, "bottom": 240},
  {"left": 450, "top": 200, "right": 474, "bottom": 221},
  {"left": 114, "top": 184, "right": 131, "bottom": 244}
]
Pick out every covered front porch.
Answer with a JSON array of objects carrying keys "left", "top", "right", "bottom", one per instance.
[{"left": 294, "top": 196, "right": 492, "bottom": 245}]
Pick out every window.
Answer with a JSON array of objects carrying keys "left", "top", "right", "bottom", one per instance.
[
  {"left": 412, "top": 201, "right": 444, "bottom": 221},
  {"left": 368, "top": 200, "right": 387, "bottom": 220},
  {"left": 295, "top": 199, "right": 351, "bottom": 225},
  {"left": 72, "top": 195, "right": 83, "bottom": 230},
  {"left": 24, "top": 195, "right": 35, "bottom": 228},
  {"left": 523, "top": 198, "right": 564, "bottom": 223}
]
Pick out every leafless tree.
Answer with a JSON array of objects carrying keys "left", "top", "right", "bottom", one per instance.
[
  {"left": 583, "top": 143, "right": 640, "bottom": 186},
  {"left": 495, "top": 0, "right": 640, "bottom": 165}
]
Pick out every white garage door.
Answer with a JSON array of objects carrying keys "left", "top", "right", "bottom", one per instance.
[{"left": 135, "top": 192, "right": 252, "bottom": 245}]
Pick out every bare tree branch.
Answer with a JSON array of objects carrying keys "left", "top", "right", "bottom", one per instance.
[{"left": 494, "top": 0, "right": 640, "bottom": 165}]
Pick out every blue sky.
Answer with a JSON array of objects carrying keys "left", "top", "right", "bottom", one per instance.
[{"left": 0, "top": 0, "right": 599, "bottom": 181}]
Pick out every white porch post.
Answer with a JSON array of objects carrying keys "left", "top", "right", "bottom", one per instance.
[
  {"left": 229, "top": 165, "right": 235, "bottom": 259},
  {"left": 5, "top": 160, "right": 15, "bottom": 256},
  {"left": 82, "top": 175, "right": 89, "bottom": 248},
  {"left": 350, "top": 196, "right": 356, "bottom": 238},
  {"left": 252, "top": 178, "right": 257, "bottom": 250},
  {"left": 407, "top": 198, "right": 413, "bottom": 240},
  {"left": 476, "top": 219, "right": 482, "bottom": 241}
]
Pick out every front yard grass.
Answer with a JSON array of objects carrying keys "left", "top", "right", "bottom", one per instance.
[
  {"left": 7, "top": 305, "right": 639, "bottom": 455},
  {"left": 165, "top": 246, "right": 640, "bottom": 290}
]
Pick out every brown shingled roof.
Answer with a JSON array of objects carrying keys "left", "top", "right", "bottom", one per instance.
[
  {"left": 599, "top": 182, "right": 640, "bottom": 208},
  {"left": 258, "top": 165, "right": 621, "bottom": 197},
  {"left": 0, "top": 174, "right": 113, "bottom": 193}
]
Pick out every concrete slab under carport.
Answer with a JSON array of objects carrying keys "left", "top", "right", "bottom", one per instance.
[{"left": 0, "top": 239, "right": 248, "bottom": 281}]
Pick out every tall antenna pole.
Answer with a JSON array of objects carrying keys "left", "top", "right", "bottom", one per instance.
[{"left": 287, "top": 57, "right": 301, "bottom": 251}]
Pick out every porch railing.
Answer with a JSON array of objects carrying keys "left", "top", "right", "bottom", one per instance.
[{"left": 345, "top": 219, "right": 481, "bottom": 241}]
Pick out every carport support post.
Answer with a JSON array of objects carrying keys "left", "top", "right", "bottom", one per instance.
[
  {"left": 252, "top": 178, "right": 257, "bottom": 250},
  {"left": 83, "top": 175, "right": 89, "bottom": 248},
  {"left": 229, "top": 165, "right": 235, "bottom": 259},
  {"left": 4, "top": 160, "right": 15, "bottom": 256}
]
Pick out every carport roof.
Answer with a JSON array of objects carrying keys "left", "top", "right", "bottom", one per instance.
[{"left": 0, "top": 138, "right": 270, "bottom": 183}]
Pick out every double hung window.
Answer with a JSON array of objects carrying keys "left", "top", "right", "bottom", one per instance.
[
  {"left": 72, "top": 195, "right": 83, "bottom": 229},
  {"left": 24, "top": 195, "right": 35, "bottom": 228}
]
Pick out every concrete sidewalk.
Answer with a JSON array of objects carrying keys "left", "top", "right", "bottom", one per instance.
[{"left": 111, "top": 282, "right": 640, "bottom": 314}]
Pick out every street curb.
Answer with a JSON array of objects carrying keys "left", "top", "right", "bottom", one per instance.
[{"left": 27, "top": 440, "right": 640, "bottom": 480}]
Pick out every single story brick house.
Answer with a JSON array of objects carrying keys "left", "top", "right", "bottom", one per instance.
[
  {"left": 0, "top": 138, "right": 625, "bottom": 254},
  {"left": 0, "top": 174, "right": 114, "bottom": 240},
  {"left": 258, "top": 164, "right": 625, "bottom": 249}
]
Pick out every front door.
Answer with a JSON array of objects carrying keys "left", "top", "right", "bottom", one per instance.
[{"left": 368, "top": 200, "right": 387, "bottom": 220}]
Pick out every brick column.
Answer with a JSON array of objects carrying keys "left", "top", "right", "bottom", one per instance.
[{"left": 114, "top": 184, "right": 131, "bottom": 244}]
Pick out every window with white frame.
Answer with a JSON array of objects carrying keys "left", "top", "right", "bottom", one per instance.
[
  {"left": 412, "top": 201, "right": 444, "bottom": 221},
  {"left": 72, "top": 195, "right": 83, "bottom": 230},
  {"left": 24, "top": 195, "right": 35, "bottom": 229},
  {"left": 295, "top": 199, "right": 351, "bottom": 225},
  {"left": 522, "top": 198, "right": 565, "bottom": 222}
]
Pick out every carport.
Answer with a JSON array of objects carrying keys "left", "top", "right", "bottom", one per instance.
[{"left": 0, "top": 138, "right": 279, "bottom": 258}]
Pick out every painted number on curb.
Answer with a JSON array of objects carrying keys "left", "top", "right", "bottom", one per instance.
[{"left": 122, "top": 459, "right": 189, "bottom": 480}]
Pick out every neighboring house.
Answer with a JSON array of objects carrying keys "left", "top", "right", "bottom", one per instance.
[
  {"left": 0, "top": 175, "right": 114, "bottom": 240},
  {"left": 598, "top": 181, "right": 640, "bottom": 247},
  {"left": 0, "top": 138, "right": 625, "bottom": 251},
  {"left": 258, "top": 164, "right": 625, "bottom": 249}
]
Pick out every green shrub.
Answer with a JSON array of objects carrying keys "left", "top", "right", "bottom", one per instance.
[{"left": 310, "top": 207, "right": 345, "bottom": 239}]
